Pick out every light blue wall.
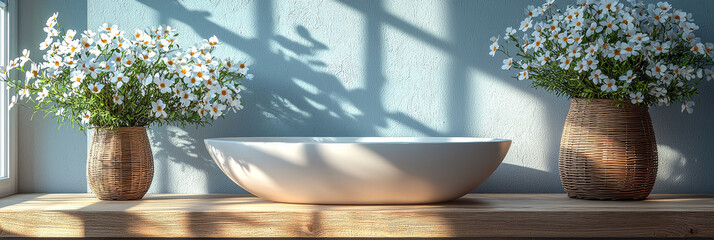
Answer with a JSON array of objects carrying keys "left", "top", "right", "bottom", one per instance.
[{"left": 17, "top": 0, "right": 714, "bottom": 193}]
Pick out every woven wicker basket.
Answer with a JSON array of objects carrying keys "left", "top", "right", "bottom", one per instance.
[
  {"left": 87, "top": 127, "right": 154, "bottom": 200},
  {"left": 559, "top": 98, "right": 658, "bottom": 200}
]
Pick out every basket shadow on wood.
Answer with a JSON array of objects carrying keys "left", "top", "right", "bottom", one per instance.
[
  {"left": 87, "top": 127, "right": 154, "bottom": 200},
  {"left": 559, "top": 99, "right": 658, "bottom": 200}
]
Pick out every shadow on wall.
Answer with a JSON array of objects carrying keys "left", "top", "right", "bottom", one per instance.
[
  {"left": 137, "top": 0, "right": 449, "bottom": 193},
  {"left": 134, "top": 0, "right": 714, "bottom": 194}
]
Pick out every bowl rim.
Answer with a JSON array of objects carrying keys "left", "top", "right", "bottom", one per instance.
[{"left": 204, "top": 137, "right": 512, "bottom": 144}]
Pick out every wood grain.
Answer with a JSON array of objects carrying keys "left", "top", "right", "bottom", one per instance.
[{"left": 0, "top": 193, "right": 712, "bottom": 238}]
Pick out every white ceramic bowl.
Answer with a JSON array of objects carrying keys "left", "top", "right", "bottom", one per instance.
[{"left": 205, "top": 137, "right": 511, "bottom": 204}]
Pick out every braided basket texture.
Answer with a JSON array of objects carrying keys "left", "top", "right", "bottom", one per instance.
[
  {"left": 88, "top": 127, "right": 154, "bottom": 200},
  {"left": 559, "top": 98, "right": 658, "bottom": 200}
]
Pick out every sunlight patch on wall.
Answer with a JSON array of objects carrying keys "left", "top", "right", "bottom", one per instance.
[
  {"left": 384, "top": 0, "right": 450, "bottom": 44},
  {"left": 272, "top": 0, "right": 366, "bottom": 91},
  {"left": 656, "top": 144, "right": 687, "bottom": 184},
  {"left": 470, "top": 69, "right": 556, "bottom": 173},
  {"left": 380, "top": 26, "right": 451, "bottom": 136}
]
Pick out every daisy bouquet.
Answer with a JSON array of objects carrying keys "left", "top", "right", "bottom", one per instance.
[
  {"left": 489, "top": 0, "right": 714, "bottom": 113},
  {"left": 1, "top": 13, "right": 253, "bottom": 130}
]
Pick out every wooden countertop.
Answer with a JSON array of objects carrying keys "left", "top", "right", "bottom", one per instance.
[{"left": 0, "top": 193, "right": 712, "bottom": 238}]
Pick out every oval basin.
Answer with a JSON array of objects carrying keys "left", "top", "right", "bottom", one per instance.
[{"left": 205, "top": 137, "right": 511, "bottom": 204}]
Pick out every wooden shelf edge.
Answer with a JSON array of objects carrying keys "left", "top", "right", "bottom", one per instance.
[{"left": 0, "top": 193, "right": 712, "bottom": 238}]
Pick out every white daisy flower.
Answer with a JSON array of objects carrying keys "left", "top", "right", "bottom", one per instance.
[
  {"left": 570, "top": 17, "right": 586, "bottom": 31},
  {"left": 518, "top": 63, "right": 529, "bottom": 80},
  {"left": 8, "top": 95, "right": 17, "bottom": 110},
  {"left": 585, "top": 22, "right": 602, "bottom": 37},
  {"left": 80, "top": 111, "right": 91, "bottom": 124},
  {"left": 619, "top": 14, "right": 635, "bottom": 31},
  {"left": 208, "top": 103, "right": 226, "bottom": 119},
  {"left": 621, "top": 41, "right": 641, "bottom": 57},
  {"left": 537, "top": 52, "right": 551, "bottom": 66},
  {"left": 629, "top": 32, "right": 649, "bottom": 44},
  {"left": 100, "top": 61, "right": 117, "bottom": 72},
  {"left": 584, "top": 44, "right": 599, "bottom": 57},
  {"left": 25, "top": 63, "right": 41, "bottom": 81},
  {"left": 122, "top": 56, "right": 135, "bottom": 68},
  {"left": 567, "top": 45, "right": 582, "bottom": 58},
  {"left": 39, "top": 37, "right": 53, "bottom": 50},
  {"left": 532, "top": 36, "right": 545, "bottom": 50},
  {"left": 582, "top": 58, "right": 599, "bottom": 71},
  {"left": 505, "top": 27, "right": 516, "bottom": 36},
  {"left": 207, "top": 35, "right": 220, "bottom": 46},
  {"left": 70, "top": 71, "right": 86, "bottom": 88},
  {"left": 194, "top": 65, "right": 210, "bottom": 80},
  {"left": 502, "top": 58, "right": 513, "bottom": 70},
  {"left": 692, "top": 42, "right": 705, "bottom": 54},
  {"left": 705, "top": 69, "right": 714, "bottom": 81},
  {"left": 217, "top": 87, "right": 232, "bottom": 102},
  {"left": 672, "top": 10, "right": 687, "bottom": 22},
  {"left": 138, "top": 50, "right": 157, "bottom": 62},
  {"left": 662, "top": 73, "right": 677, "bottom": 85},
  {"left": 558, "top": 56, "right": 573, "bottom": 70},
  {"left": 156, "top": 39, "right": 171, "bottom": 51},
  {"left": 519, "top": 17, "right": 533, "bottom": 32},
  {"left": 36, "top": 88, "right": 49, "bottom": 101},
  {"left": 704, "top": 43, "right": 714, "bottom": 58},
  {"left": 178, "top": 65, "right": 192, "bottom": 78},
  {"left": 88, "top": 83, "right": 104, "bottom": 94},
  {"left": 179, "top": 91, "right": 196, "bottom": 107},
  {"left": 681, "top": 101, "right": 694, "bottom": 114},
  {"left": 110, "top": 72, "right": 127, "bottom": 88},
  {"left": 589, "top": 69, "right": 607, "bottom": 84},
  {"left": 630, "top": 92, "right": 644, "bottom": 104},
  {"left": 184, "top": 76, "right": 200, "bottom": 88},
  {"left": 649, "top": 41, "right": 670, "bottom": 55},
  {"left": 230, "top": 97, "right": 244, "bottom": 111},
  {"left": 97, "top": 33, "right": 112, "bottom": 47},
  {"left": 601, "top": 78, "right": 618, "bottom": 92},
  {"left": 154, "top": 76, "right": 172, "bottom": 93},
  {"left": 489, "top": 42, "right": 499, "bottom": 57},
  {"left": 602, "top": 16, "right": 620, "bottom": 35},
  {"left": 112, "top": 94, "right": 124, "bottom": 105},
  {"left": 608, "top": 45, "right": 627, "bottom": 61},
  {"left": 646, "top": 63, "right": 667, "bottom": 77},
  {"left": 525, "top": 5, "right": 540, "bottom": 18},
  {"left": 151, "top": 100, "right": 168, "bottom": 118},
  {"left": 557, "top": 34, "right": 574, "bottom": 48},
  {"left": 619, "top": 70, "right": 636, "bottom": 83},
  {"left": 46, "top": 12, "right": 58, "bottom": 28}
]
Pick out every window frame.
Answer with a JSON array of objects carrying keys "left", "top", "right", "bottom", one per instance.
[{"left": 0, "top": 0, "right": 18, "bottom": 197}]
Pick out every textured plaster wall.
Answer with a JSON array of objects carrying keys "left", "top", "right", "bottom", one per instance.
[{"left": 17, "top": 0, "right": 714, "bottom": 193}]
